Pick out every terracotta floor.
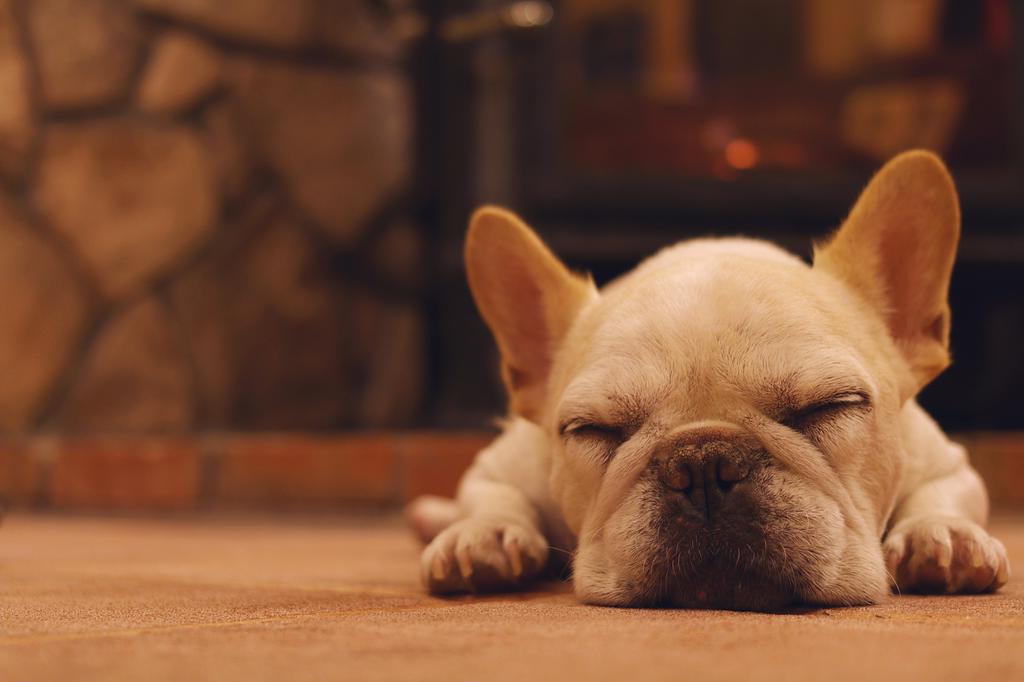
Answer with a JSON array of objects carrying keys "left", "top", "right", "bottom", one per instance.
[{"left": 1, "top": 513, "right": 1023, "bottom": 682}]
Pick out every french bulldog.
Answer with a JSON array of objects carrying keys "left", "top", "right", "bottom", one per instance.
[{"left": 407, "top": 150, "right": 1010, "bottom": 609}]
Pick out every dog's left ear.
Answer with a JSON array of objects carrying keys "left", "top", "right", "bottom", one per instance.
[{"left": 814, "top": 150, "right": 960, "bottom": 397}]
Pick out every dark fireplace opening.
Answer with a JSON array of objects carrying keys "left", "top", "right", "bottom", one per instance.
[{"left": 418, "top": 0, "right": 1024, "bottom": 431}]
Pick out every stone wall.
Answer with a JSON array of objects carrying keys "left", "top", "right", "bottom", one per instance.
[{"left": 0, "top": 0, "right": 423, "bottom": 432}]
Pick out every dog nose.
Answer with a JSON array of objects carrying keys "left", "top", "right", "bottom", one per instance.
[
  {"left": 658, "top": 445, "right": 750, "bottom": 493},
  {"left": 657, "top": 440, "right": 752, "bottom": 519}
]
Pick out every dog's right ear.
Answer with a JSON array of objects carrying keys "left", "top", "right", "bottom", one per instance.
[{"left": 465, "top": 207, "right": 597, "bottom": 422}]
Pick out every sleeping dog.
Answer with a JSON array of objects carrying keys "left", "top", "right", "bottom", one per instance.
[{"left": 408, "top": 150, "right": 1009, "bottom": 609}]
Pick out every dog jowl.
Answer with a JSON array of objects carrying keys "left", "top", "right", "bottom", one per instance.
[{"left": 407, "top": 150, "right": 1010, "bottom": 610}]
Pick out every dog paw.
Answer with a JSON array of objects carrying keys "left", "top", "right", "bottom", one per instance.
[
  {"left": 884, "top": 516, "right": 1010, "bottom": 594},
  {"left": 420, "top": 517, "right": 549, "bottom": 594}
]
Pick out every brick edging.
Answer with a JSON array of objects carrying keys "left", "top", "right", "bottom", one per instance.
[
  {"left": 1, "top": 431, "right": 1021, "bottom": 511},
  {"left": 0, "top": 431, "right": 496, "bottom": 511}
]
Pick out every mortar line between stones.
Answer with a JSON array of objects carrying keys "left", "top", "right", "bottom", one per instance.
[
  {"left": 281, "top": 186, "right": 423, "bottom": 305},
  {"left": 31, "top": 303, "right": 114, "bottom": 431}
]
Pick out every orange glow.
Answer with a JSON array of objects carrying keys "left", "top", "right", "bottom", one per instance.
[{"left": 725, "top": 139, "right": 759, "bottom": 169}]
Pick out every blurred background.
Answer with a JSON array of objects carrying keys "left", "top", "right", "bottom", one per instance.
[{"left": 0, "top": 0, "right": 1021, "bottom": 512}]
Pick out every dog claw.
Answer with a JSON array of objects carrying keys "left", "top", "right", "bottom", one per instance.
[
  {"left": 506, "top": 538, "right": 523, "bottom": 578},
  {"left": 996, "top": 559, "right": 1010, "bottom": 586},
  {"left": 431, "top": 554, "right": 448, "bottom": 581},
  {"left": 457, "top": 549, "right": 474, "bottom": 579},
  {"left": 934, "top": 533, "right": 952, "bottom": 568}
]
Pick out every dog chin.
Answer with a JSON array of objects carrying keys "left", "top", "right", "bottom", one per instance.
[
  {"left": 574, "top": 549, "right": 886, "bottom": 611},
  {"left": 571, "top": 485, "right": 889, "bottom": 610},
  {"left": 663, "top": 572, "right": 795, "bottom": 611},
  {"left": 573, "top": 546, "right": 803, "bottom": 611},
  {"left": 657, "top": 546, "right": 885, "bottom": 611},
  {"left": 572, "top": 552, "right": 796, "bottom": 610}
]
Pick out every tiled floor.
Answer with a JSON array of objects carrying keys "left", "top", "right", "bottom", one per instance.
[{"left": 1, "top": 513, "right": 1023, "bottom": 681}]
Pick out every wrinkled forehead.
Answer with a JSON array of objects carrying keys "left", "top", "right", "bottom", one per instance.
[{"left": 555, "top": 263, "right": 874, "bottom": 421}]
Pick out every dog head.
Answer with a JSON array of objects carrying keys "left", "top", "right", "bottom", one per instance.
[{"left": 465, "top": 151, "right": 960, "bottom": 609}]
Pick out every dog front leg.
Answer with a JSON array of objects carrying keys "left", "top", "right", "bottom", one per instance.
[
  {"left": 884, "top": 462, "right": 1009, "bottom": 593},
  {"left": 413, "top": 418, "right": 554, "bottom": 594}
]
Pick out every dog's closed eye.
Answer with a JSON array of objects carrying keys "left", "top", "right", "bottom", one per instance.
[
  {"left": 560, "top": 421, "right": 626, "bottom": 462},
  {"left": 560, "top": 420, "right": 625, "bottom": 442},
  {"left": 782, "top": 391, "right": 870, "bottom": 431}
]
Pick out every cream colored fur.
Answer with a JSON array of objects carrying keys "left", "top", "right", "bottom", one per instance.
[{"left": 408, "top": 151, "right": 1009, "bottom": 608}]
